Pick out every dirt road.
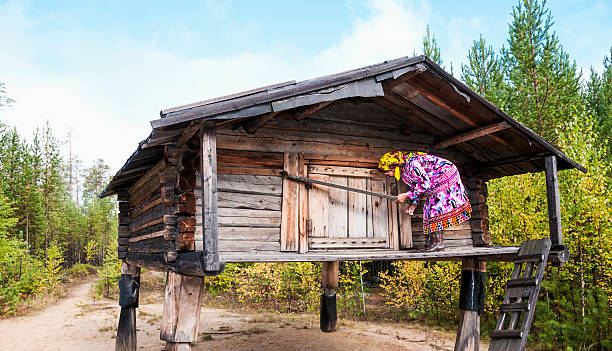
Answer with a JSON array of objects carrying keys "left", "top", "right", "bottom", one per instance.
[{"left": 0, "top": 279, "right": 487, "bottom": 350}]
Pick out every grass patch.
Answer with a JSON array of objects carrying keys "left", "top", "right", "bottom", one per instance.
[
  {"left": 199, "top": 333, "right": 213, "bottom": 341},
  {"left": 241, "top": 326, "right": 268, "bottom": 335}
]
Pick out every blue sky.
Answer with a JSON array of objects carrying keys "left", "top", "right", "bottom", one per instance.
[{"left": 0, "top": 0, "right": 610, "bottom": 171}]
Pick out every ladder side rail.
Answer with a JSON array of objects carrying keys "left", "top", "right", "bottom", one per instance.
[
  {"left": 508, "top": 262, "right": 534, "bottom": 330},
  {"left": 494, "top": 263, "right": 523, "bottom": 332},
  {"left": 517, "top": 249, "right": 550, "bottom": 350}
]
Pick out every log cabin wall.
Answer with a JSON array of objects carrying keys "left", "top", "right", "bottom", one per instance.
[
  {"left": 123, "top": 145, "right": 198, "bottom": 262},
  {"left": 191, "top": 100, "right": 477, "bottom": 256}
]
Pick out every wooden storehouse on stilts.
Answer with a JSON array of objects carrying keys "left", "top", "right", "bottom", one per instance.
[{"left": 102, "top": 55, "right": 585, "bottom": 351}]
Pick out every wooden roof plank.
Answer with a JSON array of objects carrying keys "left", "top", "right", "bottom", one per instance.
[
  {"left": 152, "top": 56, "right": 426, "bottom": 128},
  {"left": 160, "top": 80, "right": 296, "bottom": 116},
  {"left": 102, "top": 56, "right": 585, "bottom": 198}
]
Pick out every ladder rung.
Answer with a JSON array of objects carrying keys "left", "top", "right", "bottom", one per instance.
[
  {"left": 513, "top": 254, "right": 544, "bottom": 263},
  {"left": 507, "top": 278, "right": 537, "bottom": 288},
  {"left": 490, "top": 329, "right": 523, "bottom": 340},
  {"left": 500, "top": 302, "right": 530, "bottom": 312}
]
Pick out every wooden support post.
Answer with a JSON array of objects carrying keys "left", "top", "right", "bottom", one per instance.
[
  {"left": 116, "top": 262, "right": 141, "bottom": 351},
  {"left": 160, "top": 271, "right": 204, "bottom": 351},
  {"left": 201, "top": 120, "right": 220, "bottom": 271},
  {"left": 320, "top": 261, "right": 339, "bottom": 332},
  {"left": 455, "top": 258, "right": 486, "bottom": 351},
  {"left": 544, "top": 156, "right": 562, "bottom": 247}
]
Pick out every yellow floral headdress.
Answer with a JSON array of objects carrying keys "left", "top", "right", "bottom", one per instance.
[{"left": 378, "top": 151, "right": 427, "bottom": 180}]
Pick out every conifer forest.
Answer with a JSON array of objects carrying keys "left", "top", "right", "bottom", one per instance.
[{"left": 1, "top": 1, "right": 611, "bottom": 349}]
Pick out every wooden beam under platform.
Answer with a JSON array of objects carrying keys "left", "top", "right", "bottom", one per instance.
[
  {"left": 435, "top": 121, "right": 511, "bottom": 149},
  {"left": 219, "top": 246, "right": 521, "bottom": 263}
]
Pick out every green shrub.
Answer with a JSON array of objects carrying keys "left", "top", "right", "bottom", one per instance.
[
  {"left": 64, "top": 263, "right": 98, "bottom": 278},
  {"left": 93, "top": 253, "right": 121, "bottom": 299}
]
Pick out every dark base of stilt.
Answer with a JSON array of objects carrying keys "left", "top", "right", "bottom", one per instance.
[
  {"left": 320, "top": 293, "right": 337, "bottom": 332},
  {"left": 116, "top": 307, "right": 136, "bottom": 351}
]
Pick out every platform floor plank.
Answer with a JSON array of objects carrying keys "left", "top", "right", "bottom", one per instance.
[{"left": 219, "top": 246, "right": 520, "bottom": 263}]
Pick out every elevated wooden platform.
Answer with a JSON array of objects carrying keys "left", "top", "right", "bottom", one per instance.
[{"left": 219, "top": 246, "right": 521, "bottom": 263}]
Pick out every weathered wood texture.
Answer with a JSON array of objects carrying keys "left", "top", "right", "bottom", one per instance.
[
  {"left": 116, "top": 263, "right": 140, "bottom": 351},
  {"left": 321, "top": 261, "right": 339, "bottom": 332},
  {"left": 117, "top": 202, "right": 130, "bottom": 259},
  {"left": 281, "top": 152, "right": 300, "bottom": 251},
  {"left": 298, "top": 155, "right": 309, "bottom": 253},
  {"left": 195, "top": 173, "right": 283, "bottom": 253},
  {"left": 454, "top": 258, "right": 486, "bottom": 351},
  {"left": 455, "top": 310, "right": 480, "bottom": 351},
  {"left": 436, "top": 121, "right": 510, "bottom": 149},
  {"left": 544, "top": 156, "right": 562, "bottom": 246},
  {"left": 216, "top": 101, "right": 453, "bottom": 163},
  {"left": 124, "top": 144, "right": 204, "bottom": 264},
  {"left": 306, "top": 165, "right": 397, "bottom": 248},
  {"left": 489, "top": 239, "right": 551, "bottom": 351},
  {"left": 219, "top": 246, "right": 520, "bottom": 263},
  {"left": 465, "top": 173, "right": 492, "bottom": 247},
  {"left": 161, "top": 271, "right": 204, "bottom": 350},
  {"left": 158, "top": 100, "right": 485, "bottom": 260},
  {"left": 201, "top": 121, "right": 220, "bottom": 271}
]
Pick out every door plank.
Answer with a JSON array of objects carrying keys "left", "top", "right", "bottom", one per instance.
[
  {"left": 348, "top": 177, "right": 368, "bottom": 238},
  {"left": 366, "top": 179, "right": 374, "bottom": 238},
  {"left": 397, "top": 181, "right": 413, "bottom": 249},
  {"left": 328, "top": 176, "right": 348, "bottom": 238},
  {"left": 371, "top": 179, "right": 389, "bottom": 239},
  {"left": 308, "top": 173, "right": 330, "bottom": 238},
  {"left": 280, "top": 152, "right": 299, "bottom": 251}
]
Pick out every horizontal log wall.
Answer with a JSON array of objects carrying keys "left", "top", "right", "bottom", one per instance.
[
  {"left": 195, "top": 167, "right": 283, "bottom": 254},
  {"left": 204, "top": 100, "right": 479, "bottom": 255},
  {"left": 125, "top": 145, "right": 198, "bottom": 262}
]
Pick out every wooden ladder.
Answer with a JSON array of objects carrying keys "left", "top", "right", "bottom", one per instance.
[{"left": 489, "top": 238, "right": 552, "bottom": 351}]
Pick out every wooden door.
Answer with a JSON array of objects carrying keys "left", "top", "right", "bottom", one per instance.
[{"left": 306, "top": 165, "right": 407, "bottom": 250}]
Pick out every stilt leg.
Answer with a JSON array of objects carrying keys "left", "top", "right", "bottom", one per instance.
[
  {"left": 160, "top": 271, "right": 204, "bottom": 351},
  {"left": 455, "top": 258, "right": 486, "bottom": 351},
  {"left": 116, "top": 262, "right": 141, "bottom": 351},
  {"left": 320, "top": 261, "right": 339, "bottom": 332}
]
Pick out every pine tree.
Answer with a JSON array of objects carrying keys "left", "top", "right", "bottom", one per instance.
[
  {"left": 460, "top": 35, "right": 505, "bottom": 106},
  {"left": 82, "top": 159, "right": 115, "bottom": 264},
  {"left": 36, "top": 122, "right": 64, "bottom": 264},
  {"left": 584, "top": 47, "right": 612, "bottom": 152},
  {"left": 501, "top": 0, "right": 581, "bottom": 139},
  {"left": 422, "top": 25, "right": 443, "bottom": 66},
  {"left": 0, "top": 82, "right": 14, "bottom": 110}
]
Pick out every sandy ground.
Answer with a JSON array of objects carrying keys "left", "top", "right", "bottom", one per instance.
[{"left": 0, "top": 280, "right": 488, "bottom": 350}]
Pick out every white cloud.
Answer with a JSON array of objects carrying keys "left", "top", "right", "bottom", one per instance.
[
  {"left": 313, "top": 0, "right": 430, "bottom": 74},
  {"left": 0, "top": 0, "right": 431, "bottom": 172}
]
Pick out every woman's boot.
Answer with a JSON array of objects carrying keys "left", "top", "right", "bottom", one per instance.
[
  {"left": 419, "top": 231, "right": 445, "bottom": 252},
  {"left": 422, "top": 233, "right": 433, "bottom": 249}
]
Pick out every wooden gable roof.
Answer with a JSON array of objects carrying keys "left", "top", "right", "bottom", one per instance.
[{"left": 101, "top": 55, "right": 585, "bottom": 197}]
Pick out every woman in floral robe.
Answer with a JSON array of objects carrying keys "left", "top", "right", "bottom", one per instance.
[{"left": 378, "top": 151, "right": 471, "bottom": 252}]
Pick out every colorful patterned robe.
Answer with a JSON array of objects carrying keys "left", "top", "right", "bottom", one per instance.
[{"left": 399, "top": 154, "right": 471, "bottom": 234}]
